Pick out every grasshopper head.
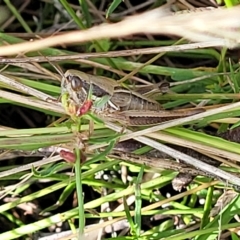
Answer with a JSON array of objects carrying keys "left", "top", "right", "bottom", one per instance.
[{"left": 62, "top": 72, "right": 87, "bottom": 105}]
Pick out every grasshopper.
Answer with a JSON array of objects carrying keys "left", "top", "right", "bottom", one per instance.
[{"left": 61, "top": 69, "right": 204, "bottom": 126}]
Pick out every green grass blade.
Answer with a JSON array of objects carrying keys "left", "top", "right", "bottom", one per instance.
[{"left": 106, "top": 0, "right": 123, "bottom": 18}]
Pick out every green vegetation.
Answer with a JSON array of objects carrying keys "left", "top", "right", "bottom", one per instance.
[{"left": 0, "top": 0, "right": 240, "bottom": 239}]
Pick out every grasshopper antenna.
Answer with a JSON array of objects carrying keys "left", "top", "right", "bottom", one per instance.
[{"left": 39, "top": 54, "right": 65, "bottom": 102}]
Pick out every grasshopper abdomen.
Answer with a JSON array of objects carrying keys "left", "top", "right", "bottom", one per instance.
[{"left": 110, "top": 89, "right": 162, "bottom": 111}]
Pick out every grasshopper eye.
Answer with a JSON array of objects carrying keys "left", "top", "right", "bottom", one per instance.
[{"left": 69, "top": 75, "right": 83, "bottom": 91}]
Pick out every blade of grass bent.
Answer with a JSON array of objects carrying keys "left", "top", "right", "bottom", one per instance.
[{"left": 104, "top": 122, "right": 240, "bottom": 187}]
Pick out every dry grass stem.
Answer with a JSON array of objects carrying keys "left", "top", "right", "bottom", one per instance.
[
  {"left": 0, "top": 90, "right": 63, "bottom": 113},
  {"left": 102, "top": 121, "right": 240, "bottom": 186},
  {"left": 0, "top": 41, "right": 228, "bottom": 63},
  {"left": 0, "top": 6, "right": 240, "bottom": 56}
]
